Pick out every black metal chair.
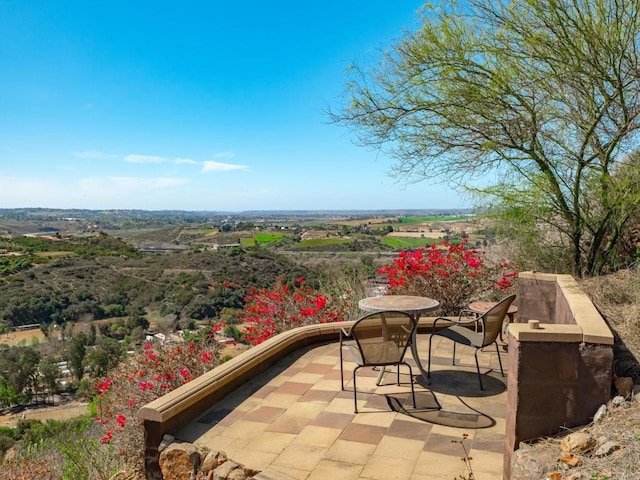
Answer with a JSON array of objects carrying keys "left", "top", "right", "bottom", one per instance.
[
  {"left": 340, "top": 310, "right": 417, "bottom": 413},
  {"left": 427, "top": 294, "right": 516, "bottom": 390}
]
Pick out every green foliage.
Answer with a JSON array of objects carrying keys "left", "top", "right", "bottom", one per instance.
[
  {"left": 65, "top": 333, "right": 88, "bottom": 381},
  {"left": 84, "top": 336, "right": 124, "bottom": 378},
  {"left": 39, "top": 355, "right": 61, "bottom": 400},
  {"left": 222, "top": 325, "right": 242, "bottom": 341},
  {"left": 10, "top": 416, "right": 115, "bottom": 479},
  {"left": 0, "top": 255, "right": 34, "bottom": 276},
  {"left": 0, "top": 346, "right": 41, "bottom": 403},
  {"left": 0, "top": 433, "right": 15, "bottom": 457},
  {"left": 486, "top": 206, "right": 573, "bottom": 273},
  {"left": 254, "top": 232, "right": 288, "bottom": 244},
  {"left": 57, "top": 436, "right": 114, "bottom": 480}
]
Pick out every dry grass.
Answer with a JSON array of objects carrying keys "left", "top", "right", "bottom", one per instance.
[
  {"left": 517, "top": 268, "right": 640, "bottom": 479},
  {"left": 580, "top": 268, "right": 640, "bottom": 381}
]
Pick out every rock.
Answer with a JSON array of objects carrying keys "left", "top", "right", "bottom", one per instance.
[
  {"left": 214, "top": 460, "right": 242, "bottom": 480},
  {"left": 560, "top": 432, "right": 596, "bottom": 453},
  {"left": 613, "top": 376, "right": 634, "bottom": 398},
  {"left": 593, "top": 404, "right": 607, "bottom": 423},
  {"left": 202, "top": 450, "right": 228, "bottom": 474},
  {"left": 227, "top": 469, "right": 247, "bottom": 480},
  {"left": 566, "top": 473, "right": 584, "bottom": 480},
  {"left": 511, "top": 443, "right": 559, "bottom": 480},
  {"left": 594, "top": 441, "right": 621, "bottom": 457},
  {"left": 546, "top": 473, "right": 563, "bottom": 480},
  {"left": 612, "top": 395, "right": 626, "bottom": 406},
  {"left": 561, "top": 452, "right": 583, "bottom": 467},
  {"left": 159, "top": 441, "right": 201, "bottom": 480}
]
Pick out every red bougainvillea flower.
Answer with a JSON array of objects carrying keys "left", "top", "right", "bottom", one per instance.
[
  {"left": 239, "top": 276, "right": 349, "bottom": 346},
  {"left": 377, "top": 240, "right": 517, "bottom": 315}
]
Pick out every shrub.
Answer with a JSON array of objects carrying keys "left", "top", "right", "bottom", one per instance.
[
  {"left": 235, "top": 277, "right": 349, "bottom": 345},
  {"left": 377, "top": 241, "right": 518, "bottom": 315},
  {"left": 92, "top": 339, "right": 220, "bottom": 471}
]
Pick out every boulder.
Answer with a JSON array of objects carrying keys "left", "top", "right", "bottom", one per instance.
[
  {"left": 159, "top": 441, "right": 201, "bottom": 480},
  {"left": 560, "top": 432, "right": 596, "bottom": 453},
  {"left": 202, "top": 450, "right": 228, "bottom": 474},
  {"left": 594, "top": 441, "right": 621, "bottom": 457}
]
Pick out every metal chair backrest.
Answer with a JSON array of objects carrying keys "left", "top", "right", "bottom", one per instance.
[
  {"left": 479, "top": 294, "right": 516, "bottom": 347},
  {"left": 350, "top": 311, "right": 416, "bottom": 367}
]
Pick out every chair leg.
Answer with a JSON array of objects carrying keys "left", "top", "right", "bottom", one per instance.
[
  {"left": 353, "top": 366, "right": 360, "bottom": 413},
  {"left": 474, "top": 348, "right": 484, "bottom": 390},
  {"left": 406, "top": 363, "right": 416, "bottom": 408},
  {"left": 427, "top": 334, "right": 435, "bottom": 382},
  {"left": 397, "top": 365, "right": 400, "bottom": 385},
  {"left": 340, "top": 340, "right": 345, "bottom": 390},
  {"left": 495, "top": 342, "right": 504, "bottom": 377},
  {"left": 452, "top": 342, "right": 457, "bottom": 365}
]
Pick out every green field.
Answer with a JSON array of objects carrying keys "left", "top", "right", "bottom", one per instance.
[
  {"left": 255, "top": 232, "right": 288, "bottom": 243},
  {"left": 240, "top": 232, "right": 289, "bottom": 247},
  {"left": 381, "top": 237, "right": 441, "bottom": 248}
]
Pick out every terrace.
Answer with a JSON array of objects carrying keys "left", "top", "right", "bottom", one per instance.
[
  {"left": 138, "top": 272, "right": 614, "bottom": 480},
  {"left": 174, "top": 335, "right": 507, "bottom": 480}
]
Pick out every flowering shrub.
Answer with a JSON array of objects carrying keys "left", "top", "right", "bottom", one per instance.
[
  {"left": 377, "top": 241, "right": 518, "bottom": 315},
  {"left": 236, "top": 277, "right": 349, "bottom": 345},
  {"left": 93, "top": 339, "right": 220, "bottom": 470}
]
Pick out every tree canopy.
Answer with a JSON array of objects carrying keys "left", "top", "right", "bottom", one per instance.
[{"left": 333, "top": 0, "right": 640, "bottom": 276}]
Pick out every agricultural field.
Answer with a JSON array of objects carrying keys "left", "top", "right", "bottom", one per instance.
[
  {"left": 240, "top": 232, "right": 290, "bottom": 247},
  {"left": 380, "top": 236, "right": 443, "bottom": 249}
]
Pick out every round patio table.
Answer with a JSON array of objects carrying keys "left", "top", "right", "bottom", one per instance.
[
  {"left": 358, "top": 295, "right": 440, "bottom": 385},
  {"left": 358, "top": 295, "right": 440, "bottom": 318}
]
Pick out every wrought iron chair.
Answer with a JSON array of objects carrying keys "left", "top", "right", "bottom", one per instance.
[
  {"left": 427, "top": 294, "right": 516, "bottom": 390},
  {"left": 340, "top": 310, "right": 417, "bottom": 413}
]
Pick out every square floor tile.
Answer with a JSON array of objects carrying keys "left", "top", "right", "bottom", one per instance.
[{"left": 339, "top": 423, "right": 387, "bottom": 445}]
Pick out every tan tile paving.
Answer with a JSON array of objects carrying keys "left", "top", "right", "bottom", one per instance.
[{"left": 177, "top": 335, "right": 508, "bottom": 479}]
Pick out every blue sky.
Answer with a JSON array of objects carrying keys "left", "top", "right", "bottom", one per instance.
[{"left": 0, "top": 1, "right": 469, "bottom": 212}]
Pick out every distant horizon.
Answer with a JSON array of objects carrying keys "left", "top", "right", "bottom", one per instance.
[
  {"left": 0, "top": 2, "right": 471, "bottom": 212},
  {"left": 0, "top": 206, "right": 475, "bottom": 216}
]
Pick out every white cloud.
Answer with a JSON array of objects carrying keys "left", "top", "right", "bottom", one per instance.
[
  {"left": 201, "top": 161, "right": 249, "bottom": 173},
  {"left": 125, "top": 154, "right": 166, "bottom": 164},
  {"left": 73, "top": 150, "right": 118, "bottom": 160},
  {"left": 174, "top": 158, "right": 198, "bottom": 165},
  {"left": 108, "top": 176, "right": 188, "bottom": 189},
  {"left": 213, "top": 151, "right": 235, "bottom": 159}
]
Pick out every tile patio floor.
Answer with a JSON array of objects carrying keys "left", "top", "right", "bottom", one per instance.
[{"left": 176, "top": 334, "right": 509, "bottom": 480}]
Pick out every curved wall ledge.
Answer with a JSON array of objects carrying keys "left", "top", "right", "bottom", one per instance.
[{"left": 137, "top": 322, "right": 346, "bottom": 479}]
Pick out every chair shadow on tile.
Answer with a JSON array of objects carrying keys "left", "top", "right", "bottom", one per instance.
[
  {"left": 418, "top": 369, "right": 506, "bottom": 397},
  {"left": 385, "top": 391, "right": 496, "bottom": 429}
]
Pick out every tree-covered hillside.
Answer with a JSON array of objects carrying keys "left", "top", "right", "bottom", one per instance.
[{"left": 0, "top": 235, "right": 317, "bottom": 329}]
